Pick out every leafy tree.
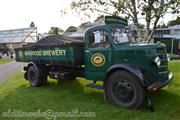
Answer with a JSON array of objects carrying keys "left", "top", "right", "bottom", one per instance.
[
  {"left": 168, "top": 17, "right": 180, "bottom": 26},
  {"left": 70, "top": 0, "right": 180, "bottom": 43},
  {"left": 94, "top": 15, "right": 104, "bottom": 23},
  {"left": 48, "top": 27, "right": 64, "bottom": 35},
  {"left": 157, "top": 23, "right": 168, "bottom": 28},
  {"left": 65, "top": 26, "right": 78, "bottom": 32},
  {"left": 30, "top": 22, "right": 35, "bottom": 27}
]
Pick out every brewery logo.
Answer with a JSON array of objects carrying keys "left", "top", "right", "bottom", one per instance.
[{"left": 91, "top": 53, "right": 105, "bottom": 67}]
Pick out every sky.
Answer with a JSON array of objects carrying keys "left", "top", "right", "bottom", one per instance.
[
  {"left": 0, "top": 0, "right": 85, "bottom": 33},
  {"left": 0, "top": 0, "right": 177, "bottom": 33}
]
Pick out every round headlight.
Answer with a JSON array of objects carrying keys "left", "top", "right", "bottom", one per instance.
[
  {"left": 167, "top": 54, "right": 170, "bottom": 61},
  {"left": 154, "top": 56, "right": 161, "bottom": 66}
]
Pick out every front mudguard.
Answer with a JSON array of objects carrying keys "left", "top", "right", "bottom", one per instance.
[{"left": 105, "top": 63, "right": 145, "bottom": 86}]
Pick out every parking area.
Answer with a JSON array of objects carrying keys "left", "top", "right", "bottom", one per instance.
[{"left": 0, "top": 61, "right": 25, "bottom": 84}]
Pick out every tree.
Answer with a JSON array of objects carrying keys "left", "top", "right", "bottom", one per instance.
[
  {"left": 30, "top": 22, "right": 35, "bottom": 27},
  {"left": 157, "top": 23, "right": 168, "bottom": 28},
  {"left": 65, "top": 26, "right": 78, "bottom": 32},
  {"left": 48, "top": 27, "right": 64, "bottom": 35},
  {"left": 70, "top": 0, "right": 180, "bottom": 43},
  {"left": 168, "top": 17, "right": 180, "bottom": 26},
  {"left": 94, "top": 15, "right": 104, "bottom": 23}
]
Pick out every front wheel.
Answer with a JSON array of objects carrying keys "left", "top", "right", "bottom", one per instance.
[{"left": 105, "top": 71, "right": 145, "bottom": 109}]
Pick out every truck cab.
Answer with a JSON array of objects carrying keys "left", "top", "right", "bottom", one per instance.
[
  {"left": 84, "top": 23, "right": 130, "bottom": 80},
  {"left": 84, "top": 16, "right": 172, "bottom": 88},
  {"left": 83, "top": 16, "right": 173, "bottom": 108}
]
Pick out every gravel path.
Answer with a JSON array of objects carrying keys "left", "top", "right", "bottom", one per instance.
[{"left": 0, "top": 61, "right": 25, "bottom": 84}]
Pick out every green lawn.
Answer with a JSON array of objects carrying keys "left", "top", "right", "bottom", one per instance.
[
  {"left": 0, "top": 58, "right": 14, "bottom": 64},
  {"left": 0, "top": 62, "right": 180, "bottom": 120}
]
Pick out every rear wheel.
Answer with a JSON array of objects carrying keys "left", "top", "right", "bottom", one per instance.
[
  {"left": 105, "top": 71, "right": 145, "bottom": 109},
  {"left": 27, "top": 64, "right": 47, "bottom": 87}
]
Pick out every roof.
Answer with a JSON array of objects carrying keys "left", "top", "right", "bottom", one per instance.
[
  {"left": 0, "top": 27, "right": 37, "bottom": 43},
  {"left": 63, "top": 32, "right": 84, "bottom": 41},
  {"left": 175, "top": 38, "right": 180, "bottom": 40},
  {"left": 169, "top": 25, "right": 180, "bottom": 29}
]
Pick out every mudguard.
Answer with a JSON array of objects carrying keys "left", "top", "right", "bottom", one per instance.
[{"left": 106, "top": 63, "right": 145, "bottom": 86}]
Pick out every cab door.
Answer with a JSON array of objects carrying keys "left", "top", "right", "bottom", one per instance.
[{"left": 85, "top": 29, "right": 112, "bottom": 81}]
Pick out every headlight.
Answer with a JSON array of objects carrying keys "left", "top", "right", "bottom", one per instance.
[
  {"left": 154, "top": 56, "right": 161, "bottom": 66},
  {"left": 167, "top": 54, "right": 170, "bottom": 61}
]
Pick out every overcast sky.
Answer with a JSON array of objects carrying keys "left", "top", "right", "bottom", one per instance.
[
  {"left": 0, "top": 0, "right": 84, "bottom": 33},
  {"left": 0, "top": 0, "right": 176, "bottom": 33}
]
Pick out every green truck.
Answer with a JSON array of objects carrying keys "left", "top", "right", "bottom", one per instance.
[{"left": 15, "top": 16, "right": 173, "bottom": 109}]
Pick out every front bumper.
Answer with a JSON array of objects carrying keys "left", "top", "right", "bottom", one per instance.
[{"left": 147, "top": 72, "right": 173, "bottom": 91}]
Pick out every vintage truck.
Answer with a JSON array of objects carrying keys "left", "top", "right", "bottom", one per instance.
[{"left": 15, "top": 16, "right": 173, "bottom": 109}]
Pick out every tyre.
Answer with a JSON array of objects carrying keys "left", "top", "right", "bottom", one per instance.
[
  {"left": 27, "top": 64, "right": 47, "bottom": 87},
  {"left": 105, "top": 70, "right": 145, "bottom": 109},
  {"left": 37, "top": 64, "right": 48, "bottom": 85}
]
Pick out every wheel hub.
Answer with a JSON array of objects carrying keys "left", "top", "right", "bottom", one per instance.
[
  {"left": 29, "top": 71, "right": 36, "bottom": 81},
  {"left": 113, "top": 80, "right": 134, "bottom": 103}
]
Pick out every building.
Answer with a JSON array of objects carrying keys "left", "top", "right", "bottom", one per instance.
[
  {"left": 0, "top": 27, "right": 38, "bottom": 57},
  {"left": 63, "top": 22, "right": 100, "bottom": 40},
  {"left": 154, "top": 25, "right": 180, "bottom": 54}
]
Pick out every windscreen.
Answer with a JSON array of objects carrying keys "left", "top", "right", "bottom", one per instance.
[{"left": 111, "top": 27, "right": 132, "bottom": 44}]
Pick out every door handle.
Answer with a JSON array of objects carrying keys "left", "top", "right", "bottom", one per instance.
[{"left": 85, "top": 50, "right": 90, "bottom": 53}]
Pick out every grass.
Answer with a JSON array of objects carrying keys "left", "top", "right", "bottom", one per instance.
[
  {"left": 0, "top": 58, "right": 14, "bottom": 64},
  {"left": 0, "top": 62, "right": 180, "bottom": 120}
]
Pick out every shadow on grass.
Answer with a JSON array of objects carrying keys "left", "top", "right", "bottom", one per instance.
[{"left": 150, "top": 89, "right": 180, "bottom": 110}]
